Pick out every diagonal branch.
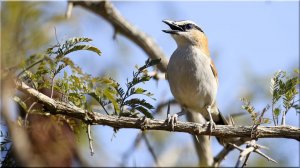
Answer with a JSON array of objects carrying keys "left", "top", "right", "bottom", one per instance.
[
  {"left": 72, "top": 1, "right": 168, "bottom": 72},
  {"left": 16, "top": 81, "right": 300, "bottom": 141}
]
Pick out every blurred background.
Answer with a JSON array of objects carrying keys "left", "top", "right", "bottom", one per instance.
[{"left": 1, "top": 1, "right": 299, "bottom": 167}]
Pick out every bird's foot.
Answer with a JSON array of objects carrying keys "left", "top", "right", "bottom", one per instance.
[
  {"left": 166, "top": 113, "right": 178, "bottom": 131},
  {"left": 206, "top": 119, "right": 216, "bottom": 139}
]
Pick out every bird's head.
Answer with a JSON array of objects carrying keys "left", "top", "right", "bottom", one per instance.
[{"left": 162, "top": 19, "right": 209, "bottom": 54}]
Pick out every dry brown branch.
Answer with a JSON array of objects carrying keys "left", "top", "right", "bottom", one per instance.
[
  {"left": 232, "top": 140, "right": 278, "bottom": 167},
  {"left": 16, "top": 81, "right": 300, "bottom": 141},
  {"left": 213, "top": 138, "right": 248, "bottom": 167},
  {"left": 71, "top": 1, "right": 168, "bottom": 72}
]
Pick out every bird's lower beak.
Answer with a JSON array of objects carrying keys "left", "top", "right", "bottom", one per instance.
[{"left": 162, "top": 19, "right": 183, "bottom": 34}]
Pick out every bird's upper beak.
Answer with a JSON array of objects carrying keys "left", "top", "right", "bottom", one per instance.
[{"left": 162, "top": 19, "right": 184, "bottom": 34}]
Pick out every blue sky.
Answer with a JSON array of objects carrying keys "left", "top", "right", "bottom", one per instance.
[{"left": 45, "top": 1, "right": 299, "bottom": 166}]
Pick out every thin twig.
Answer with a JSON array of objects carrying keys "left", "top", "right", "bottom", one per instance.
[
  {"left": 50, "top": 76, "right": 55, "bottom": 99},
  {"left": 99, "top": 98, "right": 109, "bottom": 115},
  {"left": 234, "top": 139, "right": 278, "bottom": 167},
  {"left": 120, "top": 132, "right": 143, "bottom": 166},
  {"left": 86, "top": 124, "right": 94, "bottom": 156},
  {"left": 252, "top": 105, "right": 270, "bottom": 138},
  {"left": 72, "top": 1, "right": 168, "bottom": 72},
  {"left": 241, "top": 151, "right": 252, "bottom": 167},
  {"left": 235, "top": 157, "right": 242, "bottom": 168},
  {"left": 24, "top": 102, "right": 37, "bottom": 127},
  {"left": 237, "top": 146, "right": 255, "bottom": 167},
  {"left": 254, "top": 149, "right": 278, "bottom": 163},
  {"left": 17, "top": 59, "right": 44, "bottom": 78},
  {"left": 154, "top": 99, "right": 176, "bottom": 116},
  {"left": 166, "top": 100, "right": 171, "bottom": 121},
  {"left": 230, "top": 143, "right": 244, "bottom": 152},
  {"left": 213, "top": 146, "right": 233, "bottom": 167},
  {"left": 271, "top": 100, "right": 277, "bottom": 126},
  {"left": 281, "top": 109, "right": 286, "bottom": 125},
  {"left": 142, "top": 133, "right": 160, "bottom": 167}
]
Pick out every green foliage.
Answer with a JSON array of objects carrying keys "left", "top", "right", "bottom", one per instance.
[
  {"left": 16, "top": 37, "right": 159, "bottom": 120},
  {"left": 270, "top": 70, "right": 299, "bottom": 125},
  {"left": 240, "top": 98, "right": 270, "bottom": 125},
  {"left": 10, "top": 37, "right": 160, "bottom": 163},
  {"left": 241, "top": 69, "right": 299, "bottom": 126},
  {"left": 117, "top": 59, "right": 160, "bottom": 118},
  {"left": 18, "top": 37, "right": 101, "bottom": 89},
  {"left": 89, "top": 59, "right": 160, "bottom": 119}
]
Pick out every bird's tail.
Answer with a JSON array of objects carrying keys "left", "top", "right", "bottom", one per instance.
[
  {"left": 215, "top": 108, "right": 228, "bottom": 125},
  {"left": 215, "top": 108, "right": 243, "bottom": 146}
]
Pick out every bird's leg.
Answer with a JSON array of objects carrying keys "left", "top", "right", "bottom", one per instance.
[
  {"left": 167, "top": 110, "right": 185, "bottom": 130},
  {"left": 166, "top": 104, "right": 186, "bottom": 131},
  {"left": 206, "top": 105, "right": 216, "bottom": 138}
]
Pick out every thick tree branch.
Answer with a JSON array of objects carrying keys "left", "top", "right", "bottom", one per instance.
[
  {"left": 72, "top": 0, "right": 168, "bottom": 72},
  {"left": 67, "top": 1, "right": 214, "bottom": 166},
  {"left": 16, "top": 81, "right": 300, "bottom": 141}
]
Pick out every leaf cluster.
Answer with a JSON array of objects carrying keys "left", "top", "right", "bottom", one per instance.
[
  {"left": 15, "top": 37, "right": 160, "bottom": 127},
  {"left": 240, "top": 98, "right": 270, "bottom": 125},
  {"left": 92, "top": 59, "right": 161, "bottom": 119},
  {"left": 241, "top": 69, "right": 299, "bottom": 126},
  {"left": 270, "top": 70, "right": 300, "bottom": 125}
]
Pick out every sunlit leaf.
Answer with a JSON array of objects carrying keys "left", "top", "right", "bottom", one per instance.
[
  {"left": 104, "top": 89, "right": 120, "bottom": 113},
  {"left": 64, "top": 45, "right": 101, "bottom": 56},
  {"left": 274, "top": 107, "right": 281, "bottom": 116}
]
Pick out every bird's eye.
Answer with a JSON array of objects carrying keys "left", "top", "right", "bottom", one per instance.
[{"left": 185, "top": 24, "right": 193, "bottom": 30}]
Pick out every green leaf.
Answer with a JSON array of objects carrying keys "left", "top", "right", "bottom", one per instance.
[
  {"left": 134, "top": 87, "right": 146, "bottom": 94},
  {"left": 262, "top": 118, "right": 271, "bottom": 124},
  {"left": 25, "top": 54, "right": 44, "bottom": 65},
  {"left": 135, "top": 106, "right": 153, "bottom": 119},
  {"left": 64, "top": 45, "right": 101, "bottom": 56},
  {"left": 13, "top": 96, "right": 27, "bottom": 112},
  {"left": 67, "top": 37, "right": 92, "bottom": 45},
  {"left": 117, "top": 87, "right": 125, "bottom": 97},
  {"left": 61, "top": 57, "right": 83, "bottom": 74},
  {"left": 103, "top": 89, "right": 120, "bottom": 113},
  {"left": 100, "top": 77, "right": 118, "bottom": 88},
  {"left": 124, "top": 98, "right": 154, "bottom": 110},
  {"left": 274, "top": 107, "right": 281, "bottom": 116},
  {"left": 69, "top": 93, "right": 82, "bottom": 106}
]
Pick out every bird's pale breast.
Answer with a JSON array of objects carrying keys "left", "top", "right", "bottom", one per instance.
[{"left": 167, "top": 46, "right": 218, "bottom": 112}]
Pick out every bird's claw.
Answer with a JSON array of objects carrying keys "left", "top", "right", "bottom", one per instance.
[
  {"left": 207, "top": 119, "right": 216, "bottom": 139},
  {"left": 166, "top": 113, "right": 178, "bottom": 131}
]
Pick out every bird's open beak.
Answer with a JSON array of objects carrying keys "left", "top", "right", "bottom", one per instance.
[{"left": 162, "top": 19, "right": 183, "bottom": 34}]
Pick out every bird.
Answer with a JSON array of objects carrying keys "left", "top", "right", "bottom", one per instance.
[{"left": 162, "top": 19, "right": 228, "bottom": 134}]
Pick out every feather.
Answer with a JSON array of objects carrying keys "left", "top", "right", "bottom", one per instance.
[{"left": 210, "top": 60, "right": 218, "bottom": 84}]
